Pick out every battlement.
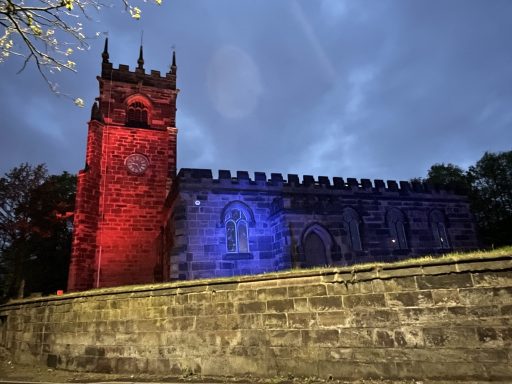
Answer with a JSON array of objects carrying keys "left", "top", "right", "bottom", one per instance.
[
  {"left": 176, "top": 168, "right": 463, "bottom": 196},
  {"left": 99, "top": 38, "right": 177, "bottom": 90},
  {"left": 100, "top": 62, "right": 177, "bottom": 90}
]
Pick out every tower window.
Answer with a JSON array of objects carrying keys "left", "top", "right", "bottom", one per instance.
[
  {"left": 386, "top": 208, "right": 408, "bottom": 250},
  {"left": 126, "top": 101, "right": 149, "bottom": 127}
]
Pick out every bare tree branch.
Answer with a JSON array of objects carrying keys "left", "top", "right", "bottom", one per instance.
[{"left": 0, "top": 0, "right": 163, "bottom": 100}]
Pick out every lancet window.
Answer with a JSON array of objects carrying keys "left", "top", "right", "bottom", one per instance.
[
  {"left": 222, "top": 202, "right": 254, "bottom": 253},
  {"left": 430, "top": 210, "right": 450, "bottom": 249},
  {"left": 386, "top": 208, "right": 408, "bottom": 249},
  {"left": 342, "top": 207, "right": 362, "bottom": 251},
  {"left": 126, "top": 101, "right": 149, "bottom": 127}
]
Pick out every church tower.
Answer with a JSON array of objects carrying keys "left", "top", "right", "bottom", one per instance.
[{"left": 67, "top": 39, "right": 179, "bottom": 291}]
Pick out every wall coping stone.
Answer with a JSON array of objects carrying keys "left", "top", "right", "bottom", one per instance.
[{"left": 1, "top": 250, "right": 510, "bottom": 309}]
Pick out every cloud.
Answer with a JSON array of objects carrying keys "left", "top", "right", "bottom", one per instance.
[
  {"left": 0, "top": 0, "right": 511, "bottom": 184},
  {"left": 207, "top": 45, "right": 263, "bottom": 119}
]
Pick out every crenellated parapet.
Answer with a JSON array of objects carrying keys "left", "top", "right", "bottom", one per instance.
[
  {"left": 176, "top": 168, "right": 464, "bottom": 197},
  {"left": 100, "top": 62, "right": 177, "bottom": 89},
  {"left": 100, "top": 39, "right": 177, "bottom": 89}
]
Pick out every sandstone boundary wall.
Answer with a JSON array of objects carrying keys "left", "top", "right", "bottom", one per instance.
[{"left": 1, "top": 253, "right": 511, "bottom": 381}]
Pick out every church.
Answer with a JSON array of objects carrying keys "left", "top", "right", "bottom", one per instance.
[{"left": 67, "top": 40, "right": 479, "bottom": 291}]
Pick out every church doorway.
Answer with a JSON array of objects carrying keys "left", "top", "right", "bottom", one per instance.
[{"left": 301, "top": 224, "right": 333, "bottom": 267}]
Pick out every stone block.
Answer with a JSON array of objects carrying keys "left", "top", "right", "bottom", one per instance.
[
  {"left": 394, "top": 327, "right": 424, "bottom": 348},
  {"left": 195, "top": 316, "right": 224, "bottom": 331},
  {"left": 288, "top": 284, "right": 327, "bottom": 298},
  {"left": 262, "top": 313, "right": 287, "bottom": 329},
  {"left": 343, "top": 293, "right": 386, "bottom": 308},
  {"left": 302, "top": 329, "right": 339, "bottom": 347},
  {"left": 256, "top": 287, "right": 287, "bottom": 301},
  {"left": 416, "top": 273, "right": 473, "bottom": 290},
  {"left": 423, "top": 326, "right": 478, "bottom": 348},
  {"left": 236, "top": 301, "right": 266, "bottom": 314},
  {"left": 374, "top": 329, "right": 395, "bottom": 347},
  {"left": 348, "top": 308, "right": 399, "bottom": 328},
  {"left": 386, "top": 291, "right": 434, "bottom": 307},
  {"left": 487, "top": 363, "right": 512, "bottom": 381},
  {"left": 476, "top": 327, "right": 501, "bottom": 347},
  {"left": 266, "top": 299, "right": 294, "bottom": 313},
  {"left": 308, "top": 296, "right": 343, "bottom": 311},
  {"left": 227, "top": 290, "right": 257, "bottom": 302},
  {"left": 268, "top": 330, "right": 302, "bottom": 347},
  {"left": 147, "top": 358, "right": 170, "bottom": 373},
  {"left": 337, "top": 328, "right": 373, "bottom": 347},
  {"left": 225, "top": 314, "right": 262, "bottom": 330},
  {"left": 431, "top": 289, "right": 461, "bottom": 306},
  {"left": 187, "top": 292, "right": 212, "bottom": 304},
  {"left": 316, "top": 310, "right": 349, "bottom": 328},
  {"left": 288, "top": 312, "right": 316, "bottom": 329},
  {"left": 167, "top": 316, "right": 195, "bottom": 331},
  {"left": 459, "top": 286, "right": 512, "bottom": 306},
  {"left": 472, "top": 271, "right": 512, "bottom": 287}
]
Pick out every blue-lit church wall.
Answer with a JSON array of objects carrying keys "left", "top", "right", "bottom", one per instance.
[{"left": 166, "top": 169, "right": 479, "bottom": 280}]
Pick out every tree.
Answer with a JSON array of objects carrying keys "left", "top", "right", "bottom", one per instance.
[
  {"left": 426, "top": 163, "right": 470, "bottom": 193},
  {"left": 468, "top": 151, "right": 512, "bottom": 247},
  {"left": 0, "top": 164, "right": 76, "bottom": 301},
  {"left": 0, "top": 0, "right": 162, "bottom": 101},
  {"left": 420, "top": 151, "right": 512, "bottom": 248}
]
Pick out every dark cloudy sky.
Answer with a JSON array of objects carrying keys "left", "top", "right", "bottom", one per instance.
[{"left": 1, "top": 0, "right": 511, "bottom": 182}]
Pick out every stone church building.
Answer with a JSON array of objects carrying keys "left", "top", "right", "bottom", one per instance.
[{"left": 67, "top": 41, "right": 478, "bottom": 291}]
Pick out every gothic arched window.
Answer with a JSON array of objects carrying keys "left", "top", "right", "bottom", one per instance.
[
  {"left": 126, "top": 101, "right": 149, "bottom": 128},
  {"left": 342, "top": 207, "right": 362, "bottom": 251},
  {"left": 430, "top": 210, "right": 450, "bottom": 249},
  {"left": 386, "top": 208, "right": 408, "bottom": 249},
  {"left": 222, "top": 202, "right": 254, "bottom": 253}
]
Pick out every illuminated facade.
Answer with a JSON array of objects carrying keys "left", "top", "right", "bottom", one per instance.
[{"left": 68, "top": 41, "right": 479, "bottom": 291}]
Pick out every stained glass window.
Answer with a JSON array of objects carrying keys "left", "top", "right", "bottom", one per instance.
[
  {"left": 226, "top": 221, "right": 237, "bottom": 252},
  {"left": 237, "top": 221, "right": 249, "bottom": 252},
  {"left": 224, "top": 206, "right": 250, "bottom": 253}
]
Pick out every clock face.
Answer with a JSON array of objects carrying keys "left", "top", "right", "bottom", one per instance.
[{"left": 125, "top": 153, "right": 149, "bottom": 175}]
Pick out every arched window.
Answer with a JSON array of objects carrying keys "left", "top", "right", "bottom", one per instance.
[
  {"left": 222, "top": 202, "right": 254, "bottom": 253},
  {"left": 126, "top": 101, "right": 149, "bottom": 127},
  {"left": 301, "top": 224, "right": 333, "bottom": 267},
  {"left": 342, "top": 207, "right": 362, "bottom": 251},
  {"left": 386, "top": 208, "right": 408, "bottom": 249},
  {"left": 430, "top": 210, "right": 450, "bottom": 249}
]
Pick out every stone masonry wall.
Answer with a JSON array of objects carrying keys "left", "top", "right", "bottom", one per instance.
[
  {"left": 169, "top": 169, "right": 478, "bottom": 280},
  {"left": 1, "top": 252, "right": 511, "bottom": 381}
]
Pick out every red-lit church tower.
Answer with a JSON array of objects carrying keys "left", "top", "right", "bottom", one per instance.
[{"left": 67, "top": 39, "right": 178, "bottom": 291}]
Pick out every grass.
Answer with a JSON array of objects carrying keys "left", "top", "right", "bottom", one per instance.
[
  {"left": 297, "top": 245, "right": 512, "bottom": 274},
  {"left": 4, "top": 246, "right": 511, "bottom": 304}
]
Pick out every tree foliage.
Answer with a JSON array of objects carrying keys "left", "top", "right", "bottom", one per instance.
[
  {"left": 467, "top": 151, "right": 512, "bottom": 247},
  {"left": 426, "top": 163, "right": 470, "bottom": 194},
  {"left": 0, "top": 163, "right": 76, "bottom": 301},
  {"left": 420, "top": 151, "right": 512, "bottom": 248},
  {"left": 0, "top": 0, "right": 162, "bottom": 98}
]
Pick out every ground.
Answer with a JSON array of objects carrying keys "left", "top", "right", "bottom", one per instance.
[{"left": 0, "top": 354, "right": 507, "bottom": 384}]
